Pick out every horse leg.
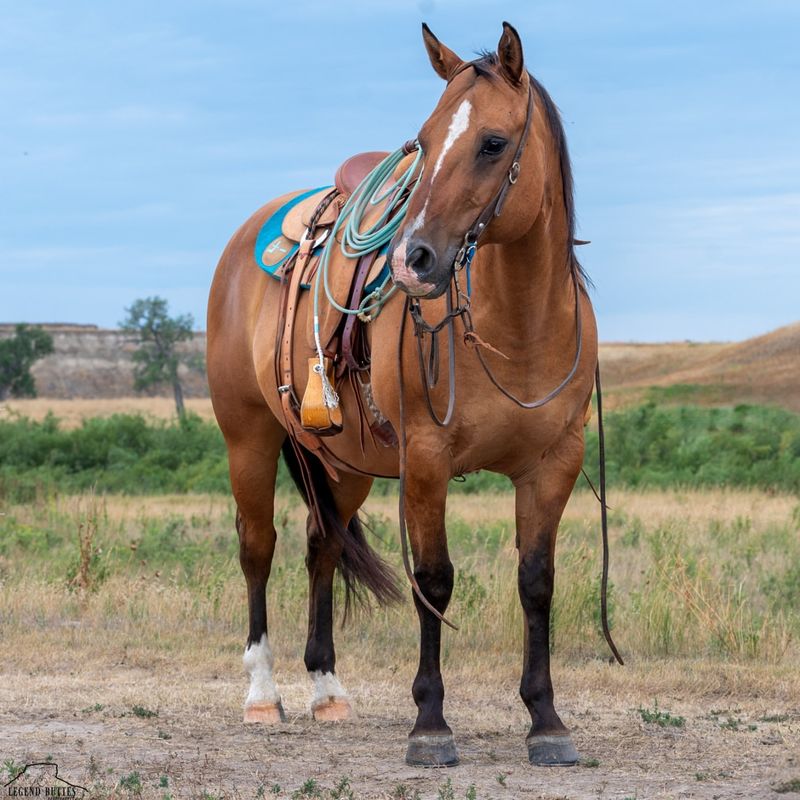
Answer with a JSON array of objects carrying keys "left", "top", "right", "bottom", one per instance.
[
  {"left": 402, "top": 451, "right": 457, "bottom": 767},
  {"left": 515, "top": 437, "right": 584, "bottom": 765},
  {"left": 224, "top": 412, "right": 286, "bottom": 724},
  {"left": 302, "top": 470, "right": 374, "bottom": 722}
]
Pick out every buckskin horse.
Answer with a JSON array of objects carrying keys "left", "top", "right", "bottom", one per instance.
[{"left": 207, "top": 22, "right": 616, "bottom": 767}]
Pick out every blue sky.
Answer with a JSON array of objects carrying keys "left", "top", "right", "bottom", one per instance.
[{"left": 1, "top": 1, "right": 798, "bottom": 341}]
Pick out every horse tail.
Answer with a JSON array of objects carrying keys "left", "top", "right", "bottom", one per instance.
[{"left": 280, "top": 440, "right": 402, "bottom": 616}]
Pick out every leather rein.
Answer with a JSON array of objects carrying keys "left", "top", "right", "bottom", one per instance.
[{"left": 395, "top": 69, "right": 623, "bottom": 665}]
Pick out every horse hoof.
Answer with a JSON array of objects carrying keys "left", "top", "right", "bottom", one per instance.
[
  {"left": 243, "top": 701, "right": 286, "bottom": 724},
  {"left": 527, "top": 734, "right": 580, "bottom": 766},
  {"left": 406, "top": 734, "right": 460, "bottom": 767},
  {"left": 312, "top": 697, "right": 353, "bottom": 722}
]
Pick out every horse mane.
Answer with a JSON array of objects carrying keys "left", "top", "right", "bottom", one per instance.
[{"left": 470, "top": 52, "right": 590, "bottom": 288}]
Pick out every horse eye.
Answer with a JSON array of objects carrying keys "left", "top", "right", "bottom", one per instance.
[{"left": 479, "top": 137, "right": 507, "bottom": 157}]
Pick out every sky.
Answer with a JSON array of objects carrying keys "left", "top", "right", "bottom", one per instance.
[{"left": 1, "top": 1, "right": 798, "bottom": 342}]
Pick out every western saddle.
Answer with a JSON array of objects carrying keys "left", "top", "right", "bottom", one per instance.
[{"left": 272, "top": 146, "right": 420, "bottom": 477}]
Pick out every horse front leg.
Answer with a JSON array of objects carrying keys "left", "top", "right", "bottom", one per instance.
[
  {"left": 403, "top": 448, "right": 457, "bottom": 767},
  {"left": 515, "top": 444, "right": 583, "bottom": 766}
]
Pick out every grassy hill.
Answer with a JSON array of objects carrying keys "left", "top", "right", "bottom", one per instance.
[{"left": 601, "top": 322, "right": 800, "bottom": 411}]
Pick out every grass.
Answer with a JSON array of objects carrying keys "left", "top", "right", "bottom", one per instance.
[
  {"left": 0, "top": 487, "right": 797, "bottom": 667},
  {"left": 637, "top": 701, "right": 686, "bottom": 728},
  {"left": 2, "top": 401, "right": 800, "bottom": 501}
]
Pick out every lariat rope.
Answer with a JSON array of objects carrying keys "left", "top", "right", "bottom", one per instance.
[{"left": 311, "top": 146, "right": 423, "bottom": 408}]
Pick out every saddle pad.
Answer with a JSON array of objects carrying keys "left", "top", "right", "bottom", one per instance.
[
  {"left": 254, "top": 187, "right": 331, "bottom": 281},
  {"left": 254, "top": 185, "right": 390, "bottom": 296}
]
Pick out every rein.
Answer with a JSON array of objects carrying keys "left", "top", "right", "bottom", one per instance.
[{"left": 395, "top": 67, "right": 623, "bottom": 663}]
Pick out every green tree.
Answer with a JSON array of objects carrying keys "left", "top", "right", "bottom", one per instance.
[
  {"left": 0, "top": 324, "right": 55, "bottom": 401},
  {"left": 120, "top": 297, "right": 203, "bottom": 417}
]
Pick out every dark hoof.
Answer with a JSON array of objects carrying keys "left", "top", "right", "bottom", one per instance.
[
  {"left": 527, "top": 734, "right": 580, "bottom": 766},
  {"left": 405, "top": 734, "right": 460, "bottom": 767}
]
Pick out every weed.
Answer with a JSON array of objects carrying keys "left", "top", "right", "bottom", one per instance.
[
  {"left": 3, "top": 760, "right": 23, "bottom": 781},
  {"left": 271, "top": 786, "right": 282, "bottom": 796},
  {"left": 87, "top": 755, "right": 100, "bottom": 779},
  {"left": 638, "top": 701, "right": 685, "bottom": 728},
  {"left": 437, "top": 778, "right": 455, "bottom": 800},
  {"left": 774, "top": 778, "right": 800, "bottom": 794},
  {"left": 331, "top": 777, "right": 354, "bottom": 800},
  {"left": 131, "top": 705, "right": 158, "bottom": 718},
  {"left": 391, "top": 785, "right": 420, "bottom": 800},
  {"left": 157, "top": 729, "right": 171, "bottom": 739},
  {"left": 292, "top": 779, "right": 322, "bottom": 799},
  {"left": 82, "top": 702, "right": 104, "bottom": 713},
  {"left": 465, "top": 785, "right": 477, "bottom": 800},
  {"left": 159, "top": 776, "right": 169, "bottom": 788},
  {"left": 495, "top": 773, "right": 507, "bottom": 786},
  {"left": 760, "top": 714, "right": 790, "bottom": 723},
  {"left": 118, "top": 771, "right": 143, "bottom": 795},
  {"left": 695, "top": 772, "right": 709, "bottom": 781},
  {"left": 581, "top": 758, "right": 600, "bottom": 767}
]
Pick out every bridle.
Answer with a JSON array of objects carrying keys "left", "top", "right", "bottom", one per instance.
[{"left": 395, "top": 63, "right": 623, "bottom": 665}]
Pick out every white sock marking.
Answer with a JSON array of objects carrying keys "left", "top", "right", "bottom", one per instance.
[
  {"left": 243, "top": 634, "right": 281, "bottom": 706},
  {"left": 310, "top": 670, "right": 348, "bottom": 708}
]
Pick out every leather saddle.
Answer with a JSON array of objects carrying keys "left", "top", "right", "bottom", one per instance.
[{"left": 271, "top": 149, "right": 419, "bottom": 475}]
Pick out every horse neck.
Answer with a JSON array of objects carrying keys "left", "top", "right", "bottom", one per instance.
[{"left": 470, "top": 205, "right": 577, "bottom": 357}]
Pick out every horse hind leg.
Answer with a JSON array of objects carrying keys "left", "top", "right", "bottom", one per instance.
[
  {"left": 282, "top": 442, "right": 400, "bottom": 722},
  {"left": 224, "top": 413, "right": 286, "bottom": 724}
]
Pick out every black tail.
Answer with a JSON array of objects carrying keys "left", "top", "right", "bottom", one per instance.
[{"left": 281, "top": 440, "right": 402, "bottom": 617}]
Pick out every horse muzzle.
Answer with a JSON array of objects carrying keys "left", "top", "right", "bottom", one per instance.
[{"left": 389, "top": 238, "right": 451, "bottom": 299}]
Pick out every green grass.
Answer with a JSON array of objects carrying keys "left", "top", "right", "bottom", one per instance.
[
  {"left": 638, "top": 701, "right": 686, "bottom": 728},
  {"left": 2, "top": 401, "right": 800, "bottom": 502}
]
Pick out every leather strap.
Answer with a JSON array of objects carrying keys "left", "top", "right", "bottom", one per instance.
[{"left": 341, "top": 250, "right": 379, "bottom": 370}]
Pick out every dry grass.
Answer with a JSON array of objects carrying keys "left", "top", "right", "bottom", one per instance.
[
  {"left": 2, "top": 488, "right": 799, "bottom": 798},
  {"left": 0, "top": 396, "right": 215, "bottom": 427}
]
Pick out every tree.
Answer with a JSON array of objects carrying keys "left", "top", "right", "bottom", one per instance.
[
  {"left": 119, "top": 297, "right": 204, "bottom": 418},
  {"left": 0, "top": 324, "right": 55, "bottom": 401}
]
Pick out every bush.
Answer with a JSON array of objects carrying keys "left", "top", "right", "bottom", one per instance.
[{"left": 1, "top": 402, "right": 799, "bottom": 498}]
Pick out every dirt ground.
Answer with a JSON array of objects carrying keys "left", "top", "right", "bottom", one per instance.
[{"left": 2, "top": 658, "right": 798, "bottom": 800}]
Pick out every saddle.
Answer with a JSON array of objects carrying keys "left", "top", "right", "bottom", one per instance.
[{"left": 260, "top": 148, "right": 420, "bottom": 477}]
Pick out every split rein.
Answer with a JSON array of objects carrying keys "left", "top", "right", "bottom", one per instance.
[{"left": 393, "top": 76, "right": 624, "bottom": 665}]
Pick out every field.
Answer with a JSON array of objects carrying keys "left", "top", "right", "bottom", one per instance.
[{"left": 2, "top": 487, "right": 799, "bottom": 799}]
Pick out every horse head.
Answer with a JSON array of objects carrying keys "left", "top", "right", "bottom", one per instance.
[{"left": 389, "top": 22, "right": 544, "bottom": 299}]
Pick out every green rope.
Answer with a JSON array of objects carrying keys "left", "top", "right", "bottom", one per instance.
[
  {"left": 315, "top": 144, "right": 423, "bottom": 321},
  {"left": 311, "top": 144, "right": 422, "bottom": 408}
]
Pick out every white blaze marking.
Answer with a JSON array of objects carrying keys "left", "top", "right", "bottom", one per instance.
[
  {"left": 392, "top": 98, "right": 472, "bottom": 280},
  {"left": 431, "top": 98, "right": 472, "bottom": 184},
  {"left": 310, "top": 670, "right": 348, "bottom": 708},
  {"left": 243, "top": 634, "right": 281, "bottom": 706}
]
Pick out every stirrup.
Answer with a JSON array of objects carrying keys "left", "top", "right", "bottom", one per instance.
[{"left": 300, "top": 357, "right": 343, "bottom": 436}]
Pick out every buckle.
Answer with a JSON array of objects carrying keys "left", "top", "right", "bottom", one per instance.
[{"left": 508, "top": 161, "right": 521, "bottom": 184}]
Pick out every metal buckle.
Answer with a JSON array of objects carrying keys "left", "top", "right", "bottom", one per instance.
[
  {"left": 299, "top": 227, "right": 329, "bottom": 252},
  {"left": 278, "top": 384, "right": 291, "bottom": 394},
  {"left": 508, "top": 161, "right": 521, "bottom": 184}
]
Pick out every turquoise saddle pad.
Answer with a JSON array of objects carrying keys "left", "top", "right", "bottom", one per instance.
[{"left": 254, "top": 186, "right": 389, "bottom": 294}]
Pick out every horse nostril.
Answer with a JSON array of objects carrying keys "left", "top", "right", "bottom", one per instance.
[{"left": 406, "top": 242, "right": 437, "bottom": 278}]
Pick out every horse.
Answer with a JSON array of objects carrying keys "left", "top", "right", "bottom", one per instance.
[{"left": 207, "top": 22, "right": 601, "bottom": 767}]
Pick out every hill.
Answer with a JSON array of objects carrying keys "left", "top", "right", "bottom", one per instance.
[
  {"left": 1, "top": 321, "right": 798, "bottom": 412},
  {"left": 601, "top": 321, "right": 800, "bottom": 411}
]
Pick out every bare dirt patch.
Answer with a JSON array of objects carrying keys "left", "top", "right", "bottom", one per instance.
[{"left": 1, "top": 660, "right": 797, "bottom": 799}]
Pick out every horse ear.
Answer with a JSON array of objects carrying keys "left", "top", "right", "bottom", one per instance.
[
  {"left": 422, "top": 23, "right": 463, "bottom": 81},
  {"left": 497, "top": 21, "right": 525, "bottom": 84}
]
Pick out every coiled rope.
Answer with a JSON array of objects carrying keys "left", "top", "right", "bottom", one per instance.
[{"left": 312, "top": 144, "right": 423, "bottom": 407}]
